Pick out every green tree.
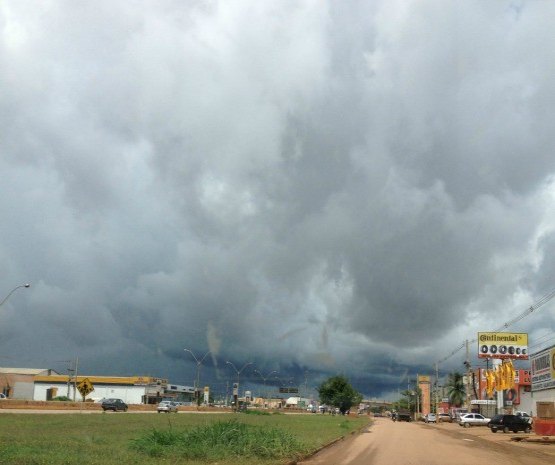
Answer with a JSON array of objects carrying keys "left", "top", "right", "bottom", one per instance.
[
  {"left": 393, "top": 388, "right": 421, "bottom": 414},
  {"left": 445, "top": 372, "right": 466, "bottom": 407},
  {"left": 317, "top": 375, "right": 363, "bottom": 414}
]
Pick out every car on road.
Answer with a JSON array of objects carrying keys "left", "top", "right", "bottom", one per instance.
[
  {"left": 101, "top": 398, "right": 128, "bottom": 412},
  {"left": 157, "top": 401, "right": 178, "bottom": 413},
  {"left": 424, "top": 413, "right": 436, "bottom": 423},
  {"left": 394, "top": 410, "right": 412, "bottom": 422},
  {"left": 488, "top": 414, "right": 532, "bottom": 433},
  {"left": 515, "top": 411, "right": 533, "bottom": 424},
  {"left": 458, "top": 413, "right": 490, "bottom": 427},
  {"left": 437, "top": 413, "right": 452, "bottom": 423}
]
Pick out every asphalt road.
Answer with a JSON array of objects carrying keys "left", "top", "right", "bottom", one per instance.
[{"left": 299, "top": 417, "right": 555, "bottom": 465}]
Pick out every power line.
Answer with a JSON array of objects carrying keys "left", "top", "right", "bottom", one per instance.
[{"left": 435, "top": 288, "right": 555, "bottom": 366}]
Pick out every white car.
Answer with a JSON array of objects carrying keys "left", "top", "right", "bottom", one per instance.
[
  {"left": 515, "top": 411, "right": 533, "bottom": 424},
  {"left": 157, "top": 401, "right": 178, "bottom": 413},
  {"left": 458, "top": 413, "right": 490, "bottom": 427},
  {"left": 424, "top": 413, "right": 436, "bottom": 423}
]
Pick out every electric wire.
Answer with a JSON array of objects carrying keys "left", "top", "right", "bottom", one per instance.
[{"left": 434, "top": 288, "right": 555, "bottom": 367}]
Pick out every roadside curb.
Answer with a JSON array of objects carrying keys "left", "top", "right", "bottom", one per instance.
[{"left": 285, "top": 418, "right": 372, "bottom": 465}]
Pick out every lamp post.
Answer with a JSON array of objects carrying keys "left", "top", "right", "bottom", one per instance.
[
  {"left": 184, "top": 349, "right": 211, "bottom": 405},
  {"left": 0, "top": 284, "right": 30, "bottom": 308},
  {"left": 254, "top": 369, "right": 277, "bottom": 408},
  {"left": 226, "top": 361, "right": 252, "bottom": 411}
]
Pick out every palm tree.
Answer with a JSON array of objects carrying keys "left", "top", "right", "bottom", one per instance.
[{"left": 445, "top": 372, "right": 465, "bottom": 407}]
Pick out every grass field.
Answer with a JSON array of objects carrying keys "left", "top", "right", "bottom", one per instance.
[{"left": 0, "top": 412, "right": 370, "bottom": 465}]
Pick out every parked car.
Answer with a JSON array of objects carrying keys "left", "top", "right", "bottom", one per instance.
[
  {"left": 0, "top": 393, "right": 7, "bottom": 400},
  {"left": 437, "top": 413, "right": 452, "bottom": 423},
  {"left": 458, "top": 413, "right": 490, "bottom": 427},
  {"left": 394, "top": 410, "right": 412, "bottom": 422},
  {"left": 157, "top": 401, "right": 178, "bottom": 413},
  {"left": 488, "top": 414, "right": 532, "bottom": 433},
  {"left": 101, "top": 398, "right": 128, "bottom": 412},
  {"left": 424, "top": 413, "right": 437, "bottom": 423},
  {"left": 515, "top": 411, "right": 533, "bottom": 424}
]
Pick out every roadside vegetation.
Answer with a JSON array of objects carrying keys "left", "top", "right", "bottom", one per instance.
[
  {"left": 445, "top": 371, "right": 466, "bottom": 407},
  {"left": 317, "top": 375, "right": 363, "bottom": 414},
  {"left": 0, "top": 412, "right": 370, "bottom": 465}
]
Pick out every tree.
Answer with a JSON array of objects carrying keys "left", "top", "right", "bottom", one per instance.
[
  {"left": 317, "top": 375, "right": 363, "bottom": 414},
  {"left": 445, "top": 372, "right": 466, "bottom": 407},
  {"left": 393, "top": 387, "right": 421, "bottom": 414}
]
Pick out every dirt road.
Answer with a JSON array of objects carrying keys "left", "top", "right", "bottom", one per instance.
[{"left": 299, "top": 418, "right": 555, "bottom": 465}]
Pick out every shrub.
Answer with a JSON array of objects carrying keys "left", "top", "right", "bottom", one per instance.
[{"left": 131, "top": 419, "right": 306, "bottom": 460}]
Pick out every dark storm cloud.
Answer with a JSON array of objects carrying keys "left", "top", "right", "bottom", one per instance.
[{"left": 2, "top": 0, "right": 555, "bottom": 398}]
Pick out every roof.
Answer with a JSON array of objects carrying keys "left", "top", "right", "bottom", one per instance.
[
  {"left": 0, "top": 368, "right": 58, "bottom": 376},
  {"left": 33, "top": 375, "right": 166, "bottom": 386}
]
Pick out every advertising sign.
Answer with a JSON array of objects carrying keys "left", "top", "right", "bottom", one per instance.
[
  {"left": 279, "top": 387, "right": 299, "bottom": 394},
  {"left": 477, "top": 332, "right": 528, "bottom": 359},
  {"left": 531, "top": 345, "right": 555, "bottom": 392}
]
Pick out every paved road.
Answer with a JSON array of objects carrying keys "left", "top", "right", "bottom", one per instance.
[{"left": 299, "top": 418, "right": 555, "bottom": 465}]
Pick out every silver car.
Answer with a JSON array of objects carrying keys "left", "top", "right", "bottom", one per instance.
[
  {"left": 157, "top": 401, "right": 178, "bottom": 413},
  {"left": 458, "top": 413, "right": 490, "bottom": 427}
]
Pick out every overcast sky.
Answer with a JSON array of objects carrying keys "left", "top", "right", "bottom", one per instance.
[{"left": 2, "top": 0, "right": 555, "bottom": 400}]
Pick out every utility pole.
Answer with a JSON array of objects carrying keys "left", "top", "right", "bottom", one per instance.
[
  {"left": 416, "top": 374, "right": 420, "bottom": 418},
  {"left": 465, "top": 340, "right": 471, "bottom": 411},
  {"left": 73, "top": 357, "right": 79, "bottom": 402},
  {"left": 435, "top": 363, "right": 439, "bottom": 415}
]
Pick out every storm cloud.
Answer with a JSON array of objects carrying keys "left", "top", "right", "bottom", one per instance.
[{"left": 2, "top": 0, "right": 555, "bottom": 398}]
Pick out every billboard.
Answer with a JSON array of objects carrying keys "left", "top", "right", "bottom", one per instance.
[
  {"left": 477, "top": 332, "right": 528, "bottom": 359},
  {"left": 279, "top": 387, "right": 299, "bottom": 394},
  {"left": 531, "top": 345, "right": 555, "bottom": 392}
]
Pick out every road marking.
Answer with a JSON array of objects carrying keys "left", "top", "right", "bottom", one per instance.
[{"left": 463, "top": 439, "right": 474, "bottom": 442}]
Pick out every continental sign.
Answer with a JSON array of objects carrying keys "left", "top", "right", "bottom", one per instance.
[
  {"left": 531, "top": 345, "right": 555, "bottom": 391},
  {"left": 477, "top": 332, "right": 528, "bottom": 359}
]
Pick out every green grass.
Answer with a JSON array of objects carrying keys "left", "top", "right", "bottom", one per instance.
[{"left": 0, "top": 412, "right": 370, "bottom": 465}]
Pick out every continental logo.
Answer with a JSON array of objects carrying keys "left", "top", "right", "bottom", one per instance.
[
  {"left": 478, "top": 332, "right": 527, "bottom": 343},
  {"left": 477, "top": 332, "right": 529, "bottom": 359}
]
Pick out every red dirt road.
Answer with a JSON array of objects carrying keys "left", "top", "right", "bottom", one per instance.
[{"left": 299, "top": 417, "right": 555, "bottom": 465}]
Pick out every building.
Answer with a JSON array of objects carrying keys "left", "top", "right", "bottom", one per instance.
[
  {"left": 1, "top": 368, "right": 59, "bottom": 399},
  {"left": 473, "top": 367, "right": 531, "bottom": 417},
  {"left": 519, "top": 344, "right": 555, "bottom": 417},
  {"left": 33, "top": 375, "right": 170, "bottom": 404}
]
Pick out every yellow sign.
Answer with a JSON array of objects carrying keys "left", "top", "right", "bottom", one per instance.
[
  {"left": 477, "top": 332, "right": 528, "bottom": 359},
  {"left": 77, "top": 378, "right": 94, "bottom": 397}
]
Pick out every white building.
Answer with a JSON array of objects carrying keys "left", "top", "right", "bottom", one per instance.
[
  {"left": 519, "top": 344, "right": 555, "bottom": 416},
  {"left": 33, "top": 375, "right": 169, "bottom": 404}
]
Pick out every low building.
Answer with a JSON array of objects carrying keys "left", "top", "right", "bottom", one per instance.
[
  {"left": 1, "top": 368, "right": 59, "bottom": 399},
  {"left": 33, "top": 375, "right": 169, "bottom": 404},
  {"left": 284, "top": 396, "right": 313, "bottom": 408},
  {"left": 519, "top": 344, "right": 555, "bottom": 417}
]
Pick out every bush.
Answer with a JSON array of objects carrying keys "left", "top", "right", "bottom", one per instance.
[
  {"left": 242, "top": 409, "right": 271, "bottom": 415},
  {"left": 51, "top": 396, "right": 72, "bottom": 402},
  {"left": 131, "top": 419, "right": 306, "bottom": 460}
]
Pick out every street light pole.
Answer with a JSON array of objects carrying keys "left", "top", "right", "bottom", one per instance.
[
  {"left": 0, "top": 284, "right": 30, "bottom": 308},
  {"left": 226, "top": 361, "right": 252, "bottom": 411},
  {"left": 184, "top": 349, "right": 211, "bottom": 405},
  {"left": 254, "top": 369, "right": 277, "bottom": 408}
]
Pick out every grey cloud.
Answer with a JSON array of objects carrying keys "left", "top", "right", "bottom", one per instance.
[{"left": 2, "top": 0, "right": 555, "bottom": 398}]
